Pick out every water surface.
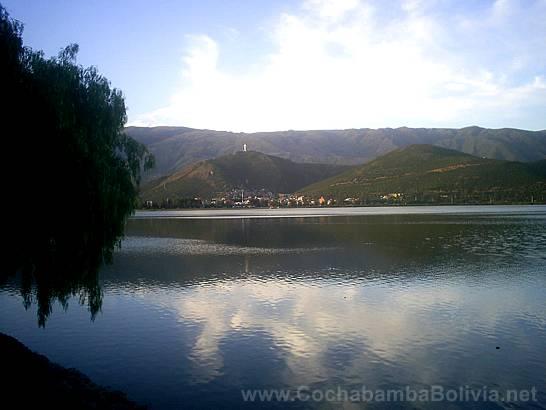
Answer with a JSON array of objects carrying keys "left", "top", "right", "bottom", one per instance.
[{"left": 1, "top": 206, "right": 546, "bottom": 409}]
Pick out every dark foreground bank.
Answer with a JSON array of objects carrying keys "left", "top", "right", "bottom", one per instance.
[{"left": 0, "top": 332, "right": 145, "bottom": 409}]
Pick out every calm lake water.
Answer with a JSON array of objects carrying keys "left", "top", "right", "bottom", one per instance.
[{"left": 2, "top": 206, "right": 546, "bottom": 409}]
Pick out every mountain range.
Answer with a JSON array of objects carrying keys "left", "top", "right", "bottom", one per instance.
[
  {"left": 126, "top": 126, "right": 546, "bottom": 182},
  {"left": 140, "top": 144, "right": 546, "bottom": 205},
  {"left": 141, "top": 151, "right": 349, "bottom": 202},
  {"left": 301, "top": 145, "right": 546, "bottom": 204}
]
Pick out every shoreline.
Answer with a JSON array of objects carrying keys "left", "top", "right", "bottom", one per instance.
[
  {"left": 0, "top": 332, "right": 145, "bottom": 409},
  {"left": 132, "top": 204, "right": 546, "bottom": 220}
]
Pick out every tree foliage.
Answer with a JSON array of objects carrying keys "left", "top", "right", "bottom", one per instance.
[{"left": 1, "top": 5, "right": 153, "bottom": 324}]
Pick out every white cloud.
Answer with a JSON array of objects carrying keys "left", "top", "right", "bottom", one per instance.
[
  {"left": 130, "top": 0, "right": 546, "bottom": 131},
  {"left": 302, "top": 0, "right": 360, "bottom": 20}
]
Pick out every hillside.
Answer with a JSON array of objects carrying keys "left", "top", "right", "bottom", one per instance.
[
  {"left": 299, "top": 145, "right": 546, "bottom": 204},
  {"left": 141, "top": 151, "right": 349, "bottom": 202},
  {"left": 126, "top": 126, "right": 546, "bottom": 181}
]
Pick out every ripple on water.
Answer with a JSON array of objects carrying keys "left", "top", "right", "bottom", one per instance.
[
  {"left": 3, "top": 211, "right": 546, "bottom": 409},
  {"left": 117, "top": 236, "right": 338, "bottom": 256}
]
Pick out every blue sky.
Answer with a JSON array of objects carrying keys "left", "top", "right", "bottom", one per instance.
[{"left": 3, "top": 0, "right": 546, "bottom": 131}]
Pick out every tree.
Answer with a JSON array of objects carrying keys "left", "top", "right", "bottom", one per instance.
[{"left": 1, "top": 5, "right": 153, "bottom": 324}]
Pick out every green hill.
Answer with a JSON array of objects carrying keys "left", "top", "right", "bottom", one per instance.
[
  {"left": 141, "top": 151, "right": 349, "bottom": 201},
  {"left": 126, "top": 126, "right": 546, "bottom": 182},
  {"left": 299, "top": 145, "right": 546, "bottom": 204}
]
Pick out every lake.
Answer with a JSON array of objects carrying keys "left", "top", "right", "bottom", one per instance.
[{"left": 1, "top": 206, "right": 546, "bottom": 409}]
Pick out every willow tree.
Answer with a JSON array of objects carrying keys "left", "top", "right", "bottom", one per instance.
[{"left": 1, "top": 5, "right": 153, "bottom": 324}]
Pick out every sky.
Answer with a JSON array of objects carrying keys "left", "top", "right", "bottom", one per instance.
[{"left": 3, "top": 0, "right": 546, "bottom": 132}]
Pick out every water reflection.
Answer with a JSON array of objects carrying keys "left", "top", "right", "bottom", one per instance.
[
  {"left": 1, "top": 246, "right": 104, "bottom": 326},
  {"left": 172, "top": 274, "right": 545, "bottom": 390},
  {"left": 1, "top": 210, "right": 546, "bottom": 408}
]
